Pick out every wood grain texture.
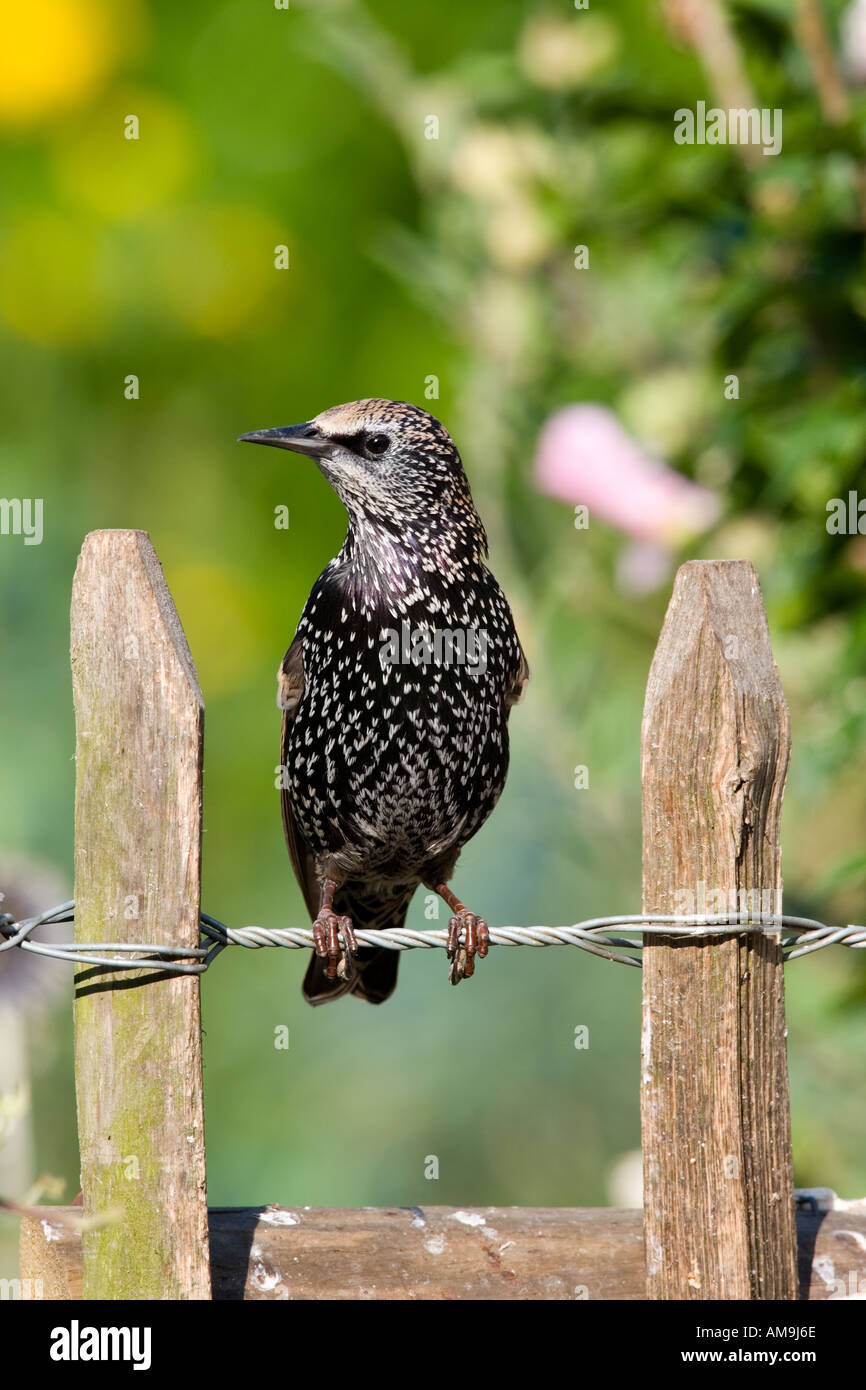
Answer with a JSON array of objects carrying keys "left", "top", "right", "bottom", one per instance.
[
  {"left": 20, "top": 1206, "right": 864, "bottom": 1301},
  {"left": 70, "top": 530, "right": 210, "bottom": 1300},
  {"left": 641, "top": 560, "right": 797, "bottom": 1299}
]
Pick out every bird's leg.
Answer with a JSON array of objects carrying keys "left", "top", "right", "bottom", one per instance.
[
  {"left": 431, "top": 882, "right": 489, "bottom": 986},
  {"left": 312, "top": 878, "right": 357, "bottom": 980}
]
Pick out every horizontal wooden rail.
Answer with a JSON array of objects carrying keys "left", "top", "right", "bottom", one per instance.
[{"left": 20, "top": 1205, "right": 865, "bottom": 1301}]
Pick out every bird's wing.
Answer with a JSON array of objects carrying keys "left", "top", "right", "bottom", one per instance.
[
  {"left": 279, "top": 636, "right": 320, "bottom": 921},
  {"left": 505, "top": 639, "right": 530, "bottom": 711}
]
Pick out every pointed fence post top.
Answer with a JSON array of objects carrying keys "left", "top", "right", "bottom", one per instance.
[
  {"left": 642, "top": 558, "right": 790, "bottom": 914},
  {"left": 644, "top": 558, "right": 788, "bottom": 708},
  {"left": 71, "top": 528, "right": 210, "bottom": 1300},
  {"left": 71, "top": 529, "right": 202, "bottom": 711},
  {"left": 640, "top": 557, "right": 797, "bottom": 1301}
]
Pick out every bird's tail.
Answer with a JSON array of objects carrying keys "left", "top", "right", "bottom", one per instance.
[{"left": 302, "top": 886, "right": 409, "bottom": 1007}]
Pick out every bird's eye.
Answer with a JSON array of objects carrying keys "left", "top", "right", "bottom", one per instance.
[{"left": 364, "top": 432, "right": 391, "bottom": 457}]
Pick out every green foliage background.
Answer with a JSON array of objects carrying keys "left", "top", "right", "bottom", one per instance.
[{"left": 1, "top": 0, "right": 865, "bottom": 1274}]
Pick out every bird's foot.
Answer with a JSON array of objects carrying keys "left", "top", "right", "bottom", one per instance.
[
  {"left": 446, "top": 909, "right": 489, "bottom": 986},
  {"left": 312, "top": 911, "right": 357, "bottom": 981}
]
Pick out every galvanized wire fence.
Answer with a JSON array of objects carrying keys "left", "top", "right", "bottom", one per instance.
[{"left": 2, "top": 897, "right": 865, "bottom": 974}]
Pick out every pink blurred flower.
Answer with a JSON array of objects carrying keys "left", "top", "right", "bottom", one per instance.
[
  {"left": 534, "top": 404, "right": 721, "bottom": 546},
  {"left": 615, "top": 539, "right": 676, "bottom": 596},
  {"left": 842, "top": 0, "right": 866, "bottom": 84}
]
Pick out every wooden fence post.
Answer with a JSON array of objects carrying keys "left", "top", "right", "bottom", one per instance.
[
  {"left": 640, "top": 559, "right": 798, "bottom": 1299},
  {"left": 70, "top": 530, "right": 210, "bottom": 1299}
]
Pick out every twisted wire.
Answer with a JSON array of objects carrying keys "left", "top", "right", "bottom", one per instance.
[{"left": 1, "top": 900, "right": 863, "bottom": 975}]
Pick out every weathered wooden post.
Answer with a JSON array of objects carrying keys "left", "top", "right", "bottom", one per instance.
[
  {"left": 640, "top": 559, "right": 797, "bottom": 1299},
  {"left": 69, "top": 530, "right": 210, "bottom": 1299}
]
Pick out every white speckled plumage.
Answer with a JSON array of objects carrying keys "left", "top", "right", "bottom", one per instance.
[{"left": 249, "top": 399, "right": 527, "bottom": 1003}]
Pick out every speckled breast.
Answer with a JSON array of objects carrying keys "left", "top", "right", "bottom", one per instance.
[{"left": 284, "top": 581, "right": 518, "bottom": 878}]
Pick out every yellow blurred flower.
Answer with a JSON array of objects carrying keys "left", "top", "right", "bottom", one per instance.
[
  {"left": 844, "top": 535, "right": 866, "bottom": 573},
  {"left": 519, "top": 13, "right": 619, "bottom": 90},
  {"left": 704, "top": 516, "right": 780, "bottom": 570},
  {"left": 792, "top": 460, "right": 839, "bottom": 510},
  {"left": 0, "top": 211, "right": 110, "bottom": 344},
  {"left": 468, "top": 274, "right": 539, "bottom": 379},
  {"left": 168, "top": 561, "right": 268, "bottom": 697},
  {"left": 145, "top": 205, "right": 288, "bottom": 338},
  {"left": 752, "top": 179, "right": 800, "bottom": 220},
  {"left": 450, "top": 124, "right": 554, "bottom": 200},
  {"left": 53, "top": 86, "right": 198, "bottom": 220},
  {"left": 619, "top": 366, "right": 712, "bottom": 458},
  {"left": 0, "top": 0, "right": 146, "bottom": 126},
  {"left": 484, "top": 196, "right": 555, "bottom": 271},
  {"left": 449, "top": 124, "right": 557, "bottom": 270}
]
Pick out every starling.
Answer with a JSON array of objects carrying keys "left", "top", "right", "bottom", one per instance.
[{"left": 239, "top": 400, "right": 528, "bottom": 1004}]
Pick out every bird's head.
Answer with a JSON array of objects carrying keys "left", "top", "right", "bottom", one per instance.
[{"left": 239, "top": 399, "right": 483, "bottom": 541}]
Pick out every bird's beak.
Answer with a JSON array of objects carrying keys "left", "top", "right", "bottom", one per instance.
[{"left": 237, "top": 423, "right": 331, "bottom": 458}]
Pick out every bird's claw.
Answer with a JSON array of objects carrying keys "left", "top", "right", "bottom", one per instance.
[
  {"left": 446, "top": 910, "right": 489, "bottom": 985},
  {"left": 312, "top": 911, "right": 357, "bottom": 980}
]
